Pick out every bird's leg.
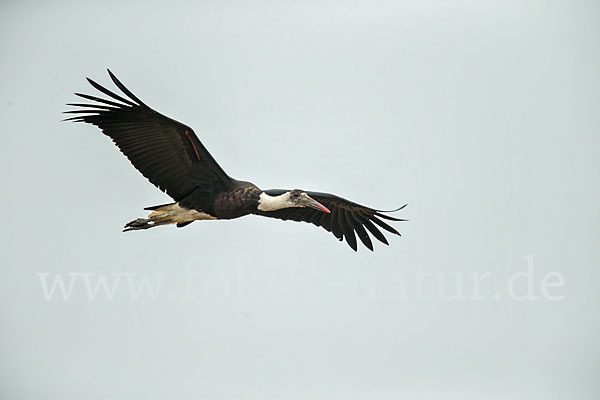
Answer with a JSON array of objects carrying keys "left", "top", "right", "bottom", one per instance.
[
  {"left": 123, "top": 211, "right": 175, "bottom": 231},
  {"left": 122, "top": 203, "right": 215, "bottom": 232}
]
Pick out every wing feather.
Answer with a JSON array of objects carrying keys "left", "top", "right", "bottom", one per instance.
[
  {"left": 86, "top": 77, "right": 136, "bottom": 106},
  {"left": 74, "top": 92, "right": 125, "bottom": 108},
  {"left": 330, "top": 209, "right": 344, "bottom": 240},
  {"left": 350, "top": 213, "right": 374, "bottom": 251},
  {"left": 371, "top": 215, "right": 401, "bottom": 235},
  {"left": 342, "top": 210, "right": 358, "bottom": 251},
  {"left": 65, "top": 69, "right": 232, "bottom": 200},
  {"left": 363, "top": 219, "right": 389, "bottom": 245}
]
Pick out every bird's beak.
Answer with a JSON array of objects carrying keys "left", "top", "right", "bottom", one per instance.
[{"left": 303, "top": 195, "right": 331, "bottom": 213}]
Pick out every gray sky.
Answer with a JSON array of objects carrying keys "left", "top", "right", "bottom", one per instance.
[{"left": 1, "top": 1, "right": 599, "bottom": 399}]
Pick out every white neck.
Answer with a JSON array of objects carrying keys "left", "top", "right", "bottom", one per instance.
[{"left": 257, "top": 192, "right": 291, "bottom": 212}]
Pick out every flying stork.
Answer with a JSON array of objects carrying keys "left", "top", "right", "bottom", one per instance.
[{"left": 64, "top": 70, "right": 406, "bottom": 251}]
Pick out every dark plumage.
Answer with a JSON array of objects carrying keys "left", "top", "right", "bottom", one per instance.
[
  {"left": 256, "top": 190, "right": 406, "bottom": 252},
  {"left": 65, "top": 70, "right": 407, "bottom": 251}
]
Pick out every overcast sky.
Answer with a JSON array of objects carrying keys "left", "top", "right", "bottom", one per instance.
[{"left": 1, "top": 1, "right": 599, "bottom": 399}]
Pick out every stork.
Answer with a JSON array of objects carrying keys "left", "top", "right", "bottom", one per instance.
[{"left": 64, "top": 70, "right": 407, "bottom": 251}]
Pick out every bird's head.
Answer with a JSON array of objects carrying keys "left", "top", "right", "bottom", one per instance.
[
  {"left": 258, "top": 189, "right": 331, "bottom": 213},
  {"left": 287, "top": 189, "right": 331, "bottom": 213}
]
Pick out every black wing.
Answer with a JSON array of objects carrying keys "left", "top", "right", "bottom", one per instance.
[
  {"left": 256, "top": 190, "right": 407, "bottom": 251},
  {"left": 64, "top": 69, "right": 232, "bottom": 201}
]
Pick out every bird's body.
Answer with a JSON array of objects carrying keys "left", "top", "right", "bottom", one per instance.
[{"left": 65, "top": 70, "right": 406, "bottom": 251}]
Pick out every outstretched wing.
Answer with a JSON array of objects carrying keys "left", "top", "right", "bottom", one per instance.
[
  {"left": 64, "top": 69, "right": 232, "bottom": 201},
  {"left": 256, "top": 190, "right": 407, "bottom": 251}
]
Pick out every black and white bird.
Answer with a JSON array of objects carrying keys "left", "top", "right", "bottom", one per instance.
[{"left": 65, "top": 70, "right": 406, "bottom": 251}]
